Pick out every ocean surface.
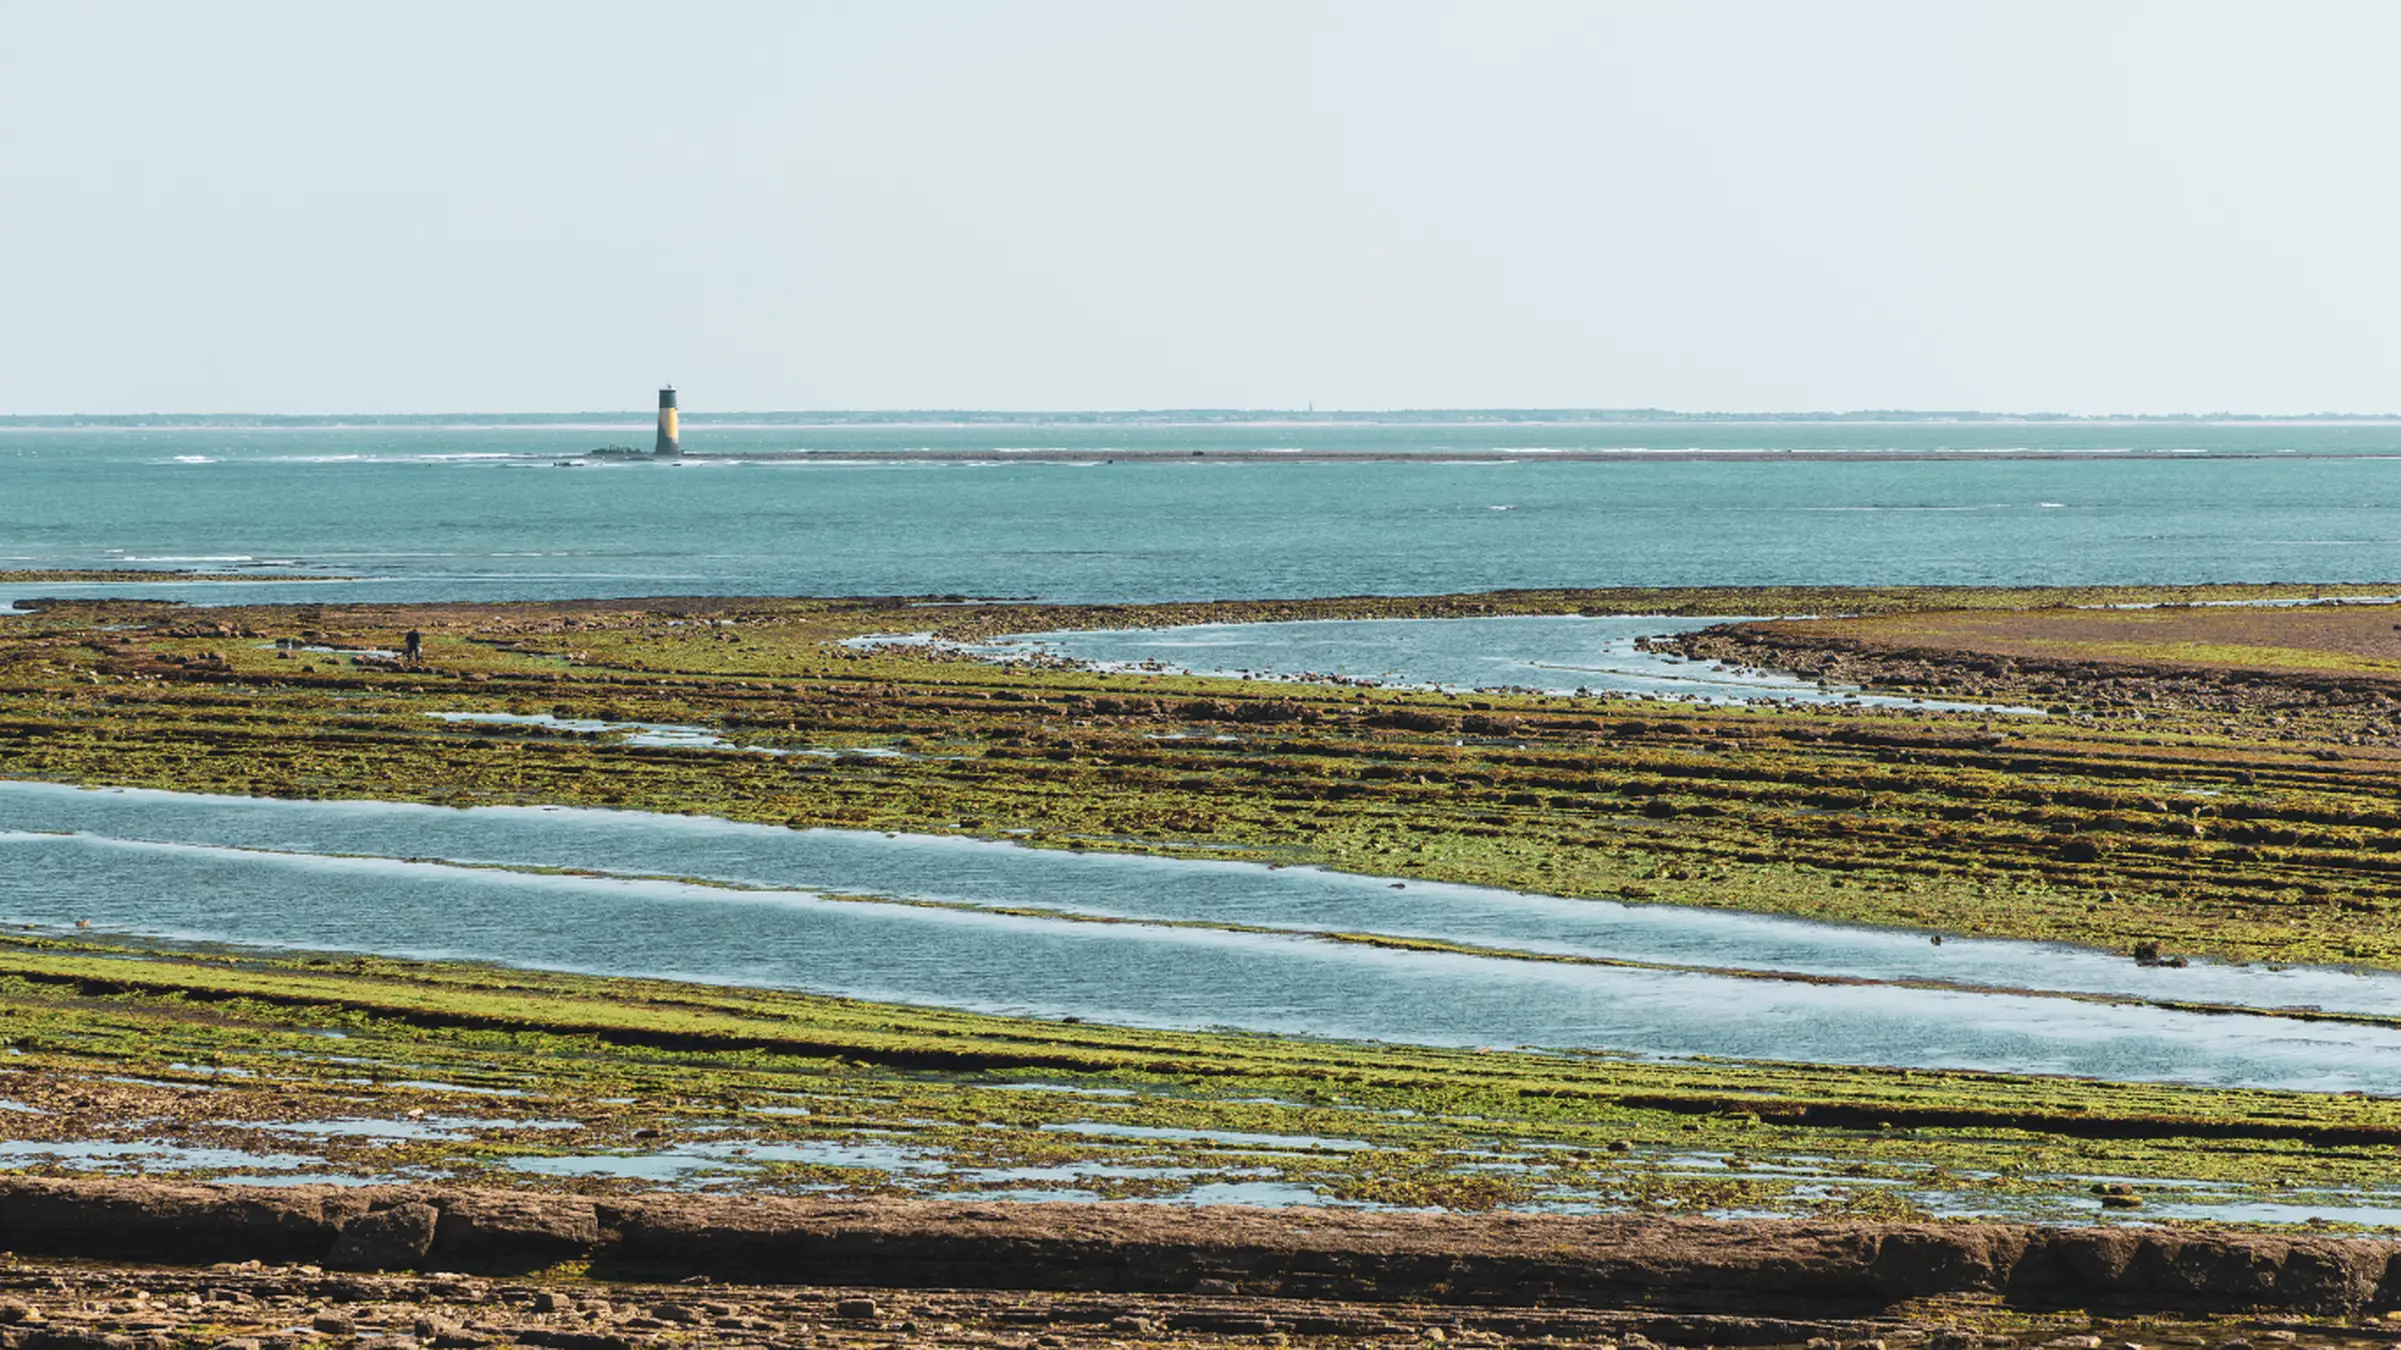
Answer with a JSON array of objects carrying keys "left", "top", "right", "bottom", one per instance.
[{"left": 8, "top": 421, "right": 2401, "bottom": 606}]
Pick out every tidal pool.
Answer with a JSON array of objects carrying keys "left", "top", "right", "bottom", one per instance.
[
  {"left": 424, "top": 712, "right": 913, "bottom": 759},
  {"left": 877, "top": 615, "right": 2033, "bottom": 711},
  {"left": 8, "top": 783, "right": 2401, "bottom": 1093}
]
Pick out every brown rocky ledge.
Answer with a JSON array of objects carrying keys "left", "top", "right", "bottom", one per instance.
[{"left": 3, "top": 1180, "right": 2399, "bottom": 1322}]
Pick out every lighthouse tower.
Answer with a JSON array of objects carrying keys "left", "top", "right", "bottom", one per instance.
[{"left": 654, "top": 386, "right": 681, "bottom": 457}]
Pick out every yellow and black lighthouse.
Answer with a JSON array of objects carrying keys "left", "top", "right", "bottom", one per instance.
[{"left": 654, "top": 386, "right": 681, "bottom": 457}]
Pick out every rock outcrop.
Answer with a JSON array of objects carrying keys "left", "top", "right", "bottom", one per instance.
[{"left": 1, "top": 1178, "right": 2392, "bottom": 1317}]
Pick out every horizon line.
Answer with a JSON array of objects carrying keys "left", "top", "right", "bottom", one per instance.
[{"left": 7, "top": 407, "right": 2401, "bottom": 424}]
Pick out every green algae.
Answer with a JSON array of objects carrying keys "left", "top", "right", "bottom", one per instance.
[
  {"left": 9, "top": 589, "right": 2401, "bottom": 971},
  {"left": 1, "top": 932, "right": 2397, "bottom": 1223},
  {"left": 8, "top": 587, "right": 2401, "bottom": 1224}
]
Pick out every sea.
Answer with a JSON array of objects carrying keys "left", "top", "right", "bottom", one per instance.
[{"left": 7, "top": 419, "right": 2401, "bottom": 606}]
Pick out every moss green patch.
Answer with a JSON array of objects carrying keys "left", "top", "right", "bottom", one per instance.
[{"left": 0, "top": 934, "right": 2397, "bottom": 1226}]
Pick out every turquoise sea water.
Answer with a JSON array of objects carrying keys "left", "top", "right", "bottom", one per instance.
[{"left": 7, "top": 422, "right": 2401, "bottom": 605}]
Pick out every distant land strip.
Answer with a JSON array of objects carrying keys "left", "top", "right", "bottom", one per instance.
[
  {"left": 7, "top": 409, "right": 2401, "bottom": 428},
  {"left": 658, "top": 447, "right": 2401, "bottom": 464}
]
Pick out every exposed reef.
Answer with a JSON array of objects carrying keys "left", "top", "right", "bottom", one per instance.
[{"left": 8, "top": 1178, "right": 2401, "bottom": 1318}]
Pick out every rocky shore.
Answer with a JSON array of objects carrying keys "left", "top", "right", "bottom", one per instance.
[{"left": 7, "top": 1180, "right": 2401, "bottom": 1326}]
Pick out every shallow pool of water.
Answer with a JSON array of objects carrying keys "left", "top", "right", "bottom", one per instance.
[
  {"left": 9, "top": 783, "right": 2401, "bottom": 1093},
  {"left": 7, "top": 783, "right": 2387, "bottom": 1018},
  {"left": 0, "top": 1140, "right": 319, "bottom": 1172},
  {"left": 887, "top": 615, "right": 2032, "bottom": 711},
  {"left": 425, "top": 712, "right": 913, "bottom": 759}
]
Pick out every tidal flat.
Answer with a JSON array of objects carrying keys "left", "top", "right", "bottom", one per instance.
[
  {"left": 5, "top": 585, "right": 2401, "bottom": 1230},
  {"left": 13, "top": 928, "right": 2401, "bottom": 1226}
]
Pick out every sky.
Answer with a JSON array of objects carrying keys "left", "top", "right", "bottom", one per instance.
[{"left": 3, "top": 1, "right": 2399, "bottom": 416}]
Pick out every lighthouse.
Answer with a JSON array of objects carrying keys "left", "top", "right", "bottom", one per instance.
[{"left": 654, "top": 386, "right": 681, "bottom": 457}]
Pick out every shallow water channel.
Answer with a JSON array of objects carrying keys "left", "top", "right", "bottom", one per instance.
[
  {"left": 899, "top": 614, "right": 2031, "bottom": 711},
  {"left": 6, "top": 782, "right": 2401, "bottom": 1093}
]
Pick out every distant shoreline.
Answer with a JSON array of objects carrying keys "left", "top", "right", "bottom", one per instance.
[
  {"left": 663, "top": 448, "right": 2401, "bottom": 464},
  {"left": 8, "top": 410, "right": 2401, "bottom": 429}
]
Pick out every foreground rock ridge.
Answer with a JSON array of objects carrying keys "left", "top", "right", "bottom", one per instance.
[{"left": 3, "top": 1179, "right": 2397, "bottom": 1319}]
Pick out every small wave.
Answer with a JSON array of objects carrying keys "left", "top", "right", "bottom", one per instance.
[
  {"left": 170, "top": 455, "right": 216, "bottom": 464},
  {"left": 2038, "top": 502, "right": 2067, "bottom": 508},
  {"left": 1799, "top": 505, "right": 1984, "bottom": 513},
  {"left": 120, "top": 554, "right": 255, "bottom": 563}
]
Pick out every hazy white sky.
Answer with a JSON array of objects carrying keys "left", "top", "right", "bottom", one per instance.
[{"left": 4, "top": 1, "right": 2398, "bottom": 415}]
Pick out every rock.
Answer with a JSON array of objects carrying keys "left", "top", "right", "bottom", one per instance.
[
  {"left": 328, "top": 1205, "right": 438, "bottom": 1272},
  {"left": 2011, "top": 1229, "right": 2385, "bottom": 1314},
  {"left": 7, "top": 1178, "right": 2400, "bottom": 1321},
  {"left": 309, "top": 1315, "right": 356, "bottom": 1337},
  {"left": 0, "top": 1178, "right": 370, "bottom": 1265},
  {"left": 427, "top": 1194, "right": 599, "bottom": 1275},
  {"left": 2055, "top": 837, "right": 2103, "bottom": 863}
]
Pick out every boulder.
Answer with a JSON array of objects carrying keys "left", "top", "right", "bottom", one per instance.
[
  {"left": 327, "top": 1204, "right": 438, "bottom": 1272},
  {"left": 428, "top": 1191, "right": 600, "bottom": 1273}
]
